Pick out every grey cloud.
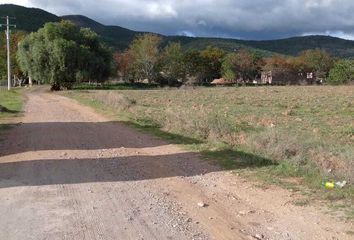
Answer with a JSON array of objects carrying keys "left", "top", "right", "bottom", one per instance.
[{"left": 23, "top": 0, "right": 354, "bottom": 39}]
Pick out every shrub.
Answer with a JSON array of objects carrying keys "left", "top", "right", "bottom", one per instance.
[{"left": 327, "top": 59, "right": 354, "bottom": 85}]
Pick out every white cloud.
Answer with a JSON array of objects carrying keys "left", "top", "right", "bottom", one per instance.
[
  {"left": 177, "top": 30, "right": 195, "bottom": 37},
  {"left": 146, "top": 2, "right": 177, "bottom": 19},
  {"left": 0, "top": 0, "right": 32, "bottom": 6}
]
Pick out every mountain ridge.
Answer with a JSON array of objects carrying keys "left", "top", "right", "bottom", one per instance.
[
  {"left": 61, "top": 14, "right": 143, "bottom": 50},
  {"left": 2, "top": 4, "right": 354, "bottom": 57}
]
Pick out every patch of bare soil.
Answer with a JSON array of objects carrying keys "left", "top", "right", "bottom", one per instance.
[{"left": 0, "top": 87, "right": 352, "bottom": 240}]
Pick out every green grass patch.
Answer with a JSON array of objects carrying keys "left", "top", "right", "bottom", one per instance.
[
  {"left": 0, "top": 87, "right": 24, "bottom": 131},
  {"left": 0, "top": 88, "right": 23, "bottom": 115}
]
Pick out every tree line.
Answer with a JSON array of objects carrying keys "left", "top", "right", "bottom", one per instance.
[
  {"left": 115, "top": 34, "right": 353, "bottom": 86},
  {"left": 6, "top": 21, "right": 354, "bottom": 90}
]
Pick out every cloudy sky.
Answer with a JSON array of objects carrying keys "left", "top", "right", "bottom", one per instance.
[{"left": 2, "top": 0, "right": 354, "bottom": 40}]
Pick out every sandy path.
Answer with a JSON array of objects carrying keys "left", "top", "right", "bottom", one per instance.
[{"left": 0, "top": 88, "right": 352, "bottom": 240}]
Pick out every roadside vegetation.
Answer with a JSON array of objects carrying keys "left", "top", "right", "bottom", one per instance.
[
  {"left": 0, "top": 88, "right": 23, "bottom": 131},
  {"left": 66, "top": 85, "right": 354, "bottom": 216}
]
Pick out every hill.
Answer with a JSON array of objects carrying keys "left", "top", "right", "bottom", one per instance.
[
  {"left": 60, "top": 16, "right": 267, "bottom": 55},
  {"left": 0, "top": 4, "right": 60, "bottom": 32},
  {"left": 243, "top": 36, "right": 354, "bottom": 58},
  {"left": 167, "top": 35, "right": 354, "bottom": 58},
  {"left": 2, "top": 4, "right": 354, "bottom": 57},
  {"left": 61, "top": 15, "right": 142, "bottom": 50}
]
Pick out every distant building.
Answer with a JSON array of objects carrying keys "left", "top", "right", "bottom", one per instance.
[{"left": 260, "top": 71, "right": 319, "bottom": 85}]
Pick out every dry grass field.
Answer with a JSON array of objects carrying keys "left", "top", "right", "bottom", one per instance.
[{"left": 67, "top": 85, "right": 354, "bottom": 209}]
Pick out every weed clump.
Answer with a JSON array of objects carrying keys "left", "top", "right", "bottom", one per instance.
[{"left": 90, "top": 91, "right": 136, "bottom": 111}]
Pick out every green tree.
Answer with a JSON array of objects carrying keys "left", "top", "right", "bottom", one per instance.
[
  {"left": 221, "top": 53, "right": 237, "bottom": 81},
  {"left": 296, "top": 49, "right": 333, "bottom": 77},
  {"left": 127, "top": 34, "right": 161, "bottom": 83},
  {"left": 183, "top": 49, "right": 203, "bottom": 77},
  {"left": 199, "top": 46, "right": 225, "bottom": 82},
  {"left": 328, "top": 59, "right": 354, "bottom": 85},
  {"left": 159, "top": 42, "right": 185, "bottom": 85},
  {"left": 182, "top": 47, "right": 224, "bottom": 84},
  {"left": 17, "top": 21, "right": 112, "bottom": 90},
  {"left": 222, "top": 50, "right": 264, "bottom": 82}
]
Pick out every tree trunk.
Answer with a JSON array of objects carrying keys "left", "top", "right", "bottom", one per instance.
[{"left": 29, "top": 76, "right": 33, "bottom": 87}]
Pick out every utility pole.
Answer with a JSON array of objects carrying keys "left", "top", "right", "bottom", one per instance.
[{"left": 1, "top": 16, "right": 16, "bottom": 90}]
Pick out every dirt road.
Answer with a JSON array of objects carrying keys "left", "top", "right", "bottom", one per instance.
[{"left": 0, "top": 88, "right": 352, "bottom": 240}]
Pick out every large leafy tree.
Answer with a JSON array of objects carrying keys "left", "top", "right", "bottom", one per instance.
[
  {"left": 113, "top": 50, "right": 135, "bottom": 82},
  {"left": 222, "top": 50, "right": 264, "bottom": 82},
  {"left": 17, "top": 21, "right": 112, "bottom": 90},
  {"left": 182, "top": 47, "right": 224, "bottom": 84},
  {"left": 159, "top": 42, "right": 185, "bottom": 85},
  {"left": 199, "top": 46, "right": 225, "bottom": 82},
  {"left": 127, "top": 33, "right": 161, "bottom": 83},
  {"left": 221, "top": 53, "right": 237, "bottom": 81},
  {"left": 182, "top": 49, "right": 204, "bottom": 82},
  {"left": 234, "top": 50, "right": 264, "bottom": 81},
  {"left": 295, "top": 49, "right": 333, "bottom": 77}
]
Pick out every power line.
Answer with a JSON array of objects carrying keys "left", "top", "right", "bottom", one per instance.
[{"left": 0, "top": 16, "right": 16, "bottom": 90}]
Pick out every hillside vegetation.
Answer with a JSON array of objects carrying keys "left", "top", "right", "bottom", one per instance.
[
  {"left": 0, "top": 4, "right": 59, "bottom": 32},
  {"left": 61, "top": 15, "right": 140, "bottom": 50},
  {"left": 241, "top": 36, "right": 354, "bottom": 58}
]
